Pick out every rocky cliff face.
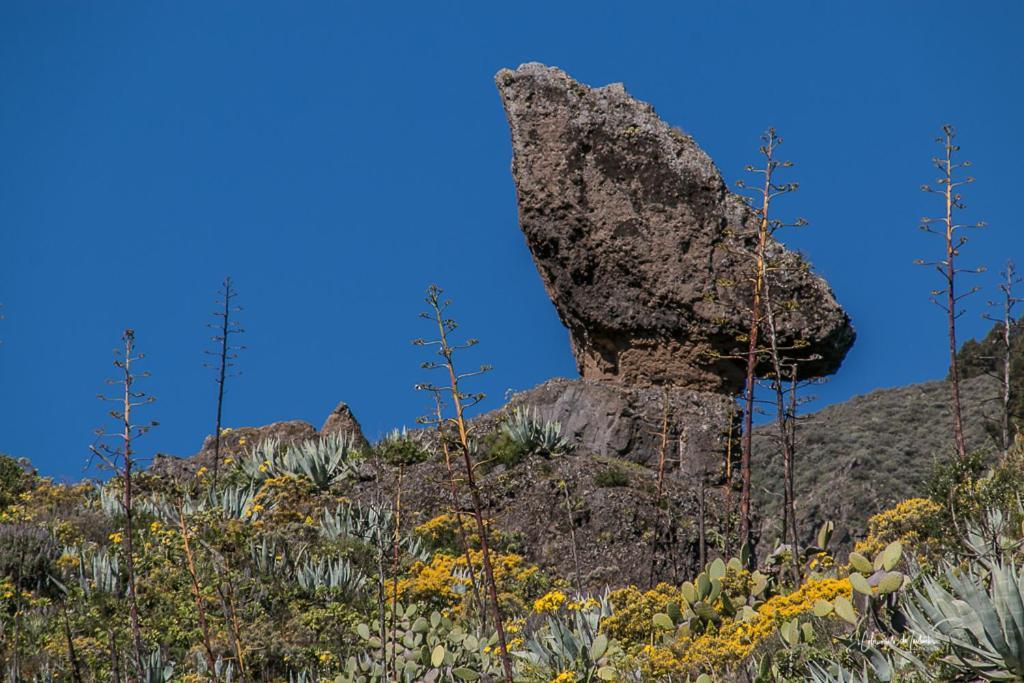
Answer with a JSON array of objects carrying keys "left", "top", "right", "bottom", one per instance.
[
  {"left": 457, "top": 378, "right": 732, "bottom": 482},
  {"left": 495, "top": 63, "right": 854, "bottom": 392}
]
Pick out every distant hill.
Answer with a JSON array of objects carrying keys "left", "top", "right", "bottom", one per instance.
[{"left": 752, "top": 373, "right": 1002, "bottom": 549}]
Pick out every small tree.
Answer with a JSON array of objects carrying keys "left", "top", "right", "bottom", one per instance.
[
  {"left": 413, "top": 284, "right": 513, "bottom": 682},
  {"left": 205, "top": 276, "right": 244, "bottom": 485},
  {"left": 982, "top": 260, "right": 1022, "bottom": 455},
  {"left": 89, "top": 329, "right": 157, "bottom": 680},
  {"left": 917, "top": 124, "right": 986, "bottom": 461}
]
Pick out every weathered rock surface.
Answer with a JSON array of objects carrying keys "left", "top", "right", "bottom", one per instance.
[
  {"left": 321, "top": 401, "right": 370, "bottom": 449},
  {"left": 466, "top": 378, "right": 733, "bottom": 480},
  {"left": 496, "top": 63, "right": 855, "bottom": 392},
  {"left": 198, "top": 420, "right": 317, "bottom": 460}
]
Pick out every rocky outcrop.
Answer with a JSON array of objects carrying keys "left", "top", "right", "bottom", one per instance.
[
  {"left": 321, "top": 401, "right": 370, "bottom": 449},
  {"left": 150, "top": 402, "right": 369, "bottom": 478},
  {"left": 495, "top": 63, "right": 854, "bottom": 392},
  {"left": 466, "top": 378, "right": 733, "bottom": 480},
  {"left": 184, "top": 420, "right": 318, "bottom": 471}
]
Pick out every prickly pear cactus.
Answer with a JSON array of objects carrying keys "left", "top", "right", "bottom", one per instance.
[
  {"left": 340, "top": 603, "right": 503, "bottom": 682},
  {"left": 652, "top": 556, "right": 770, "bottom": 639}
]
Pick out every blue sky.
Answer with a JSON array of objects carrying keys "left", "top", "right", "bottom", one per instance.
[{"left": 2, "top": 2, "right": 1022, "bottom": 479}]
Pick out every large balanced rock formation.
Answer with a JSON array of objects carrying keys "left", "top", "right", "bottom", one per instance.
[{"left": 495, "top": 64, "right": 854, "bottom": 392}]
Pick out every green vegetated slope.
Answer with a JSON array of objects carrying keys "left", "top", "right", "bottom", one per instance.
[{"left": 753, "top": 365, "right": 1002, "bottom": 550}]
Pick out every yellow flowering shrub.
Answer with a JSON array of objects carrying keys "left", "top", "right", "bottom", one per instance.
[
  {"left": 632, "top": 577, "right": 852, "bottom": 678},
  {"left": 251, "top": 475, "right": 322, "bottom": 526},
  {"left": 854, "top": 497, "right": 944, "bottom": 559},
  {"left": 533, "top": 589, "right": 567, "bottom": 613},
  {"left": 389, "top": 549, "right": 548, "bottom": 616},
  {"left": 602, "top": 583, "right": 681, "bottom": 645},
  {"left": 413, "top": 513, "right": 495, "bottom": 551}
]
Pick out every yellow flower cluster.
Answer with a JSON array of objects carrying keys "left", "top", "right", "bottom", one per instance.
[
  {"left": 505, "top": 617, "right": 525, "bottom": 650},
  {"left": 855, "top": 497, "right": 944, "bottom": 558},
  {"left": 389, "top": 549, "right": 543, "bottom": 615},
  {"left": 636, "top": 577, "right": 852, "bottom": 677},
  {"left": 108, "top": 532, "right": 124, "bottom": 545},
  {"left": 757, "top": 577, "right": 851, "bottom": 621},
  {"left": 550, "top": 671, "right": 577, "bottom": 683},
  {"left": 533, "top": 589, "right": 567, "bottom": 613},
  {"left": 55, "top": 553, "right": 80, "bottom": 571},
  {"left": 413, "top": 512, "right": 500, "bottom": 551},
  {"left": 567, "top": 597, "right": 599, "bottom": 611},
  {"left": 602, "top": 583, "right": 680, "bottom": 644}
]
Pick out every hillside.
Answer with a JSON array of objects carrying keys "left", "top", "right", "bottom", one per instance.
[{"left": 752, "top": 372, "right": 1002, "bottom": 548}]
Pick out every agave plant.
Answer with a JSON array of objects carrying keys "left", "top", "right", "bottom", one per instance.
[
  {"left": 320, "top": 503, "right": 431, "bottom": 563},
  {"left": 806, "top": 662, "right": 883, "bottom": 683},
  {"left": 961, "top": 508, "right": 1024, "bottom": 568},
  {"left": 195, "top": 653, "right": 236, "bottom": 682},
  {"left": 295, "top": 556, "right": 367, "bottom": 596},
  {"left": 280, "top": 433, "right": 360, "bottom": 490},
  {"left": 249, "top": 536, "right": 299, "bottom": 577},
  {"left": 519, "top": 595, "right": 618, "bottom": 682},
  {"left": 236, "top": 438, "right": 284, "bottom": 485},
  {"left": 94, "top": 483, "right": 124, "bottom": 517},
  {"left": 791, "top": 642, "right": 921, "bottom": 683},
  {"left": 141, "top": 648, "right": 176, "bottom": 683},
  {"left": 59, "top": 545, "right": 121, "bottom": 596},
  {"left": 903, "top": 560, "right": 1024, "bottom": 680},
  {"left": 212, "top": 483, "right": 257, "bottom": 519},
  {"left": 502, "top": 406, "right": 572, "bottom": 456}
]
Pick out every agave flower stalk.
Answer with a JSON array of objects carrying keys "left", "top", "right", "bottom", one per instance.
[{"left": 414, "top": 284, "right": 514, "bottom": 682}]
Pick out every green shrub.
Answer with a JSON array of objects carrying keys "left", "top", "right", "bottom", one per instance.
[
  {"left": 0, "top": 454, "right": 32, "bottom": 511},
  {"left": 484, "top": 431, "right": 530, "bottom": 468},
  {"left": 374, "top": 428, "right": 430, "bottom": 467},
  {"left": 595, "top": 465, "right": 629, "bottom": 488}
]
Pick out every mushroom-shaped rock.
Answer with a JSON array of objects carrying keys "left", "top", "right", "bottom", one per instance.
[
  {"left": 495, "top": 63, "right": 854, "bottom": 392},
  {"left": 320, "top": 401, "right": 369, "bottom": 449}
]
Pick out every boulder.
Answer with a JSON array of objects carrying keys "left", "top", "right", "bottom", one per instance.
[
  {"left": 320, "top": 401, "right": 370, "bottom": 449},
  {"left": 495, "top": 63, "right": 854, "bottom": 392}
]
